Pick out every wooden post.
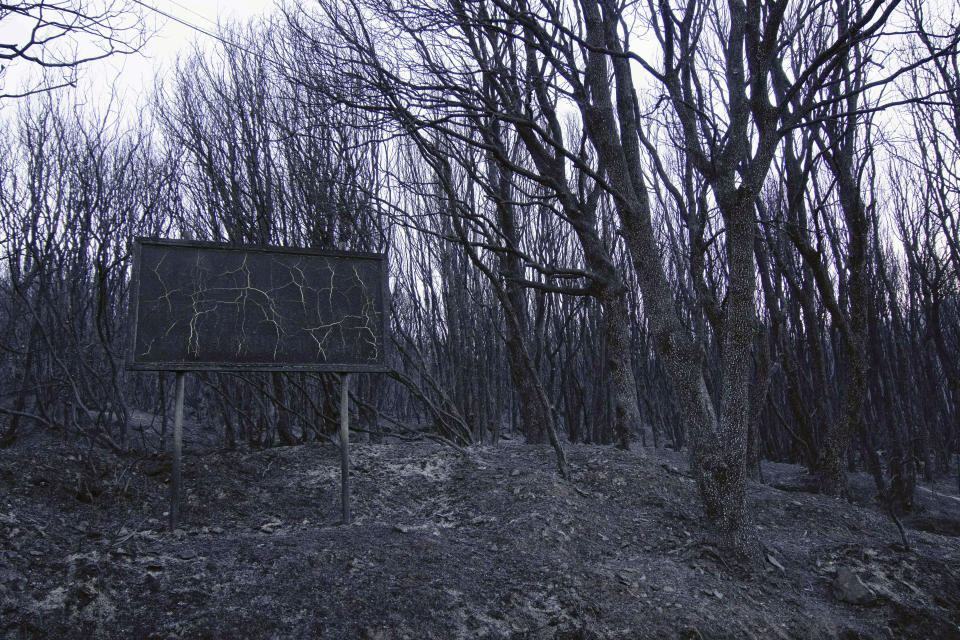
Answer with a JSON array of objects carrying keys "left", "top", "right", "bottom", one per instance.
[
  {"left": 170, "top": 371, "right": 185, "bottom": 530},
  {"left": 340, "top": 373, "right": 351, "bottom": 524}
]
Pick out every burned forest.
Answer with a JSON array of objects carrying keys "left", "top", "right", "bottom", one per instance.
[{"left": 2, "top": 0, "right": 960, "bottom": 637}]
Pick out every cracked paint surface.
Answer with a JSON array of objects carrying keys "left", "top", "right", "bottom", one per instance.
[{"left": 131, "top": 242, "right": 386, "bottom": 369}]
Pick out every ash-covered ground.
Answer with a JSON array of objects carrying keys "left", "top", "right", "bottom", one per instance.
[{"left": 2, "top": 434, "right": 959, "bottom": 639}]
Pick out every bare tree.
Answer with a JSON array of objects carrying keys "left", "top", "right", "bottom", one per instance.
[
  {"left": 572, "top": 0, "right": 900, "bottom": 551},
  {"left": 0, "top": 1, "right": 145, "bottom": 98},
  {"left": 0, "top": 94, "right": 176, "bottom": 448},
  {"left": 307, "top": 0, "right": 644, "bottom": 449},
  {"left": 289, "top": 0, "right": 906, "bottom": 553}
]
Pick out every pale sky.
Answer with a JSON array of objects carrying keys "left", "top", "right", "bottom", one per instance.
[
  {"left": 107, "top": 0, "right": 279, "bottom": 117},
  {"left": 0, "top": 0, "right": 279, "bottom": 119}
]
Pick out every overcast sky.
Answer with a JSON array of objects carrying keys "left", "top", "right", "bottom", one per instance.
[
  {"left": 110, "top": 0, "right": 278, "bottom": 115},
  {"left": 0, "top": 0, "right": 279, "bottom": 120}
]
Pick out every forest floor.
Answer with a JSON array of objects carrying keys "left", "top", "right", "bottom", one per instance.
[{"left": 2, "top": 427, "right": 960, "bottom": 639}]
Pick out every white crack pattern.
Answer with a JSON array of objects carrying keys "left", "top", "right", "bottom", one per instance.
[{"left": 134, "top": 244, "right": 385, "bottom": 367}]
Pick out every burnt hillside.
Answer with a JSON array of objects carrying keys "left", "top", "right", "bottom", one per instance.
[{"left": 2, "top": 436, "right": 959, "bottom": 639}]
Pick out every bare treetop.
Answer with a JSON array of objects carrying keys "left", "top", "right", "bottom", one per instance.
[{"left": 0, "top": 0, "right": 145, "bottom": 98}]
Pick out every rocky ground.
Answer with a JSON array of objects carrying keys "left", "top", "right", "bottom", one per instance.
[{"left": 2, "top": 431, "right": 959, "bottom": 639}]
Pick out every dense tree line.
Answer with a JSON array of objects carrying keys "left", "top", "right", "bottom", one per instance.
[{"left": 1, "top": 0, "right": 958, "bottom": 555}]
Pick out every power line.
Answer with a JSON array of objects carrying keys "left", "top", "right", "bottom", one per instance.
[
  {"left": 131, "top": 0, "right": 283, "bottom": 68},
  {"left": 164, "top": 0, "right": 223, "bottom": 31}
]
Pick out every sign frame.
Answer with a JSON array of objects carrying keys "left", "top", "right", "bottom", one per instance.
[
  {"left": 126, "top": 237, "right": 390, "bottom": 373},
  {"left": 127, "top": 237, "right": 388, "bottom": 528}
]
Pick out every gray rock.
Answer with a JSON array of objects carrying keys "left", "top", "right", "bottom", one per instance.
[
  {"left": 832, "top": 567, "right": 875, "bottom": 605},
  {"left": 177, "top": 548, "right": 197, "bottom": 560}
]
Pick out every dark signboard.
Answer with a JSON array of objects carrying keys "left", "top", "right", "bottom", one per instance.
[{"left": 127, "top": 238, "right": 389, "bottom": 372}]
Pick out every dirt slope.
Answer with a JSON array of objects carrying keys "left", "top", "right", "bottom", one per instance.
[{"left": 2, "top": 437, "right": 959, "bottom": 639}]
